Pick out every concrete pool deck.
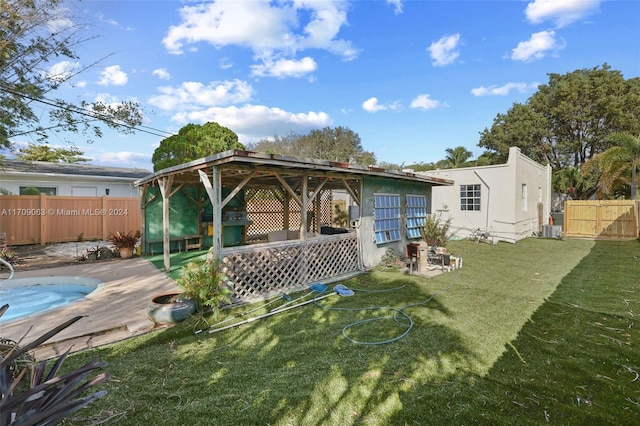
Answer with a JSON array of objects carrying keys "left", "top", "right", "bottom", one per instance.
[{"left": 0, "top": 257, "right": 181, "bottom": 360}]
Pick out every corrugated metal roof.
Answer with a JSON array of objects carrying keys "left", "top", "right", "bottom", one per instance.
[{"left": 135, "top": 150, "right": 454, "bottom": 187}]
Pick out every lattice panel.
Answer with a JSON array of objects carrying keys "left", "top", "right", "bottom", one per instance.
[
  {"left": 245, "top": 188, "right": 285, "bottom": 240},
  {"left": 220, "top": 234, "right": 361, "bottom": 301},
  {"left": 319, "top": 189, "right": 333, "bottom": 227},
  {"left": 245, "top": 188, "right": 334, "bottom": 239}
]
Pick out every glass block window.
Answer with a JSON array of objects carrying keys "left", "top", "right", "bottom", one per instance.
[
  {"left": 406, "top": 195, "right": 427, "bottom": 239},
  {"left": 460, "top": 184, "right": 481, "bottom": 211},
  {"left": 374, "top": 193, "right": 401, "bottom": 244}
]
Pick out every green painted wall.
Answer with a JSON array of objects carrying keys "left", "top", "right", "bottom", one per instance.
[
  {"left": 143, "top": 186, "right": 245, "bottom": 252},
  {"left": 360, "top": 176, "right": 433, "bottom": 268}
]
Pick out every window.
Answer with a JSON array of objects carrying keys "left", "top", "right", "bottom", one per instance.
[
  {"left": 521, "top": 184, "right": 528, "bottom": 212},
  {"left": 19, "top": 186, "right": 57, "bottom": 195},
  {"left": 460, "top": 184, "right": 480, "bottom": 211},
  {"left": 374, "top": 193, "right": 401, "bottom": 244},
  {"left": 406, "top": 195, "right": 427, "bottom": 239}
]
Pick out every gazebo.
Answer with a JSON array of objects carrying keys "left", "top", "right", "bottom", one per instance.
[{"left": 135, "top": 150, "right": 452, "bottom": 301}]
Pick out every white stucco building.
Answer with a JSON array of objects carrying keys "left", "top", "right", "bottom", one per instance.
[{"left": 418, "top": 147, "right": 552, "bottom": 243}]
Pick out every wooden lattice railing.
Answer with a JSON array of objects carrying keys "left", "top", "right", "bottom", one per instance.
[{"left": 220, "top": 233, "right": 362, "bottom": 301}]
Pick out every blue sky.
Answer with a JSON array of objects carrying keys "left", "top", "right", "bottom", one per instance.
[{"left": 11, "top": 0, "right": 640, "bottom": 171}]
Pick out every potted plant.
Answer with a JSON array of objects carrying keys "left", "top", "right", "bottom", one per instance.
[
  {"left": 146, "top": 248, "right": 233, "bottom": 325},
  {"left": 107, "top": 230, "right": 140, "bottom": 259}
]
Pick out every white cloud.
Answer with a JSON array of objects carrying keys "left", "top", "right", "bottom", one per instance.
[
  {"left": 148, "top": 79, "right": 254, "bottom": 111},
  {"left": 362, "top": 97, "right": 401, "bottom": 113},
  {"left": 162, "top": 0, "right": 358, "bottom": 77},
  {"left": 410, "top": 94, "right": 440, "bottom": 110},
  {"left": 219, "top": 57, "right": 233, "bottom": 69},
  {"left": 428, "top": 34, "right": 461, "bottom": 67},
  {"left": 471, "top": 82, "right": 539, "bottom": 96},
  {"left": 46, "top": 61, "right": 81, "bottom": 83},
  {"left": 251, "top": 56, "right": 317, "bottom": 78},
  {"left": 170, "top": 104, "right": 332, "bottom": 143},
  {"left": 511, "top": 30, "right": 564, "bottom": 62},
  {"left": 98, "top": 65, "right": 128, "bottom": 86},
  {"left": 152, "top": 68, "right": 171, "bottom": 80},
  {"left": 525, "top": 0, "right": 600, "bottom": 28},
  {"left": 95, "top": 151, "right": 151, "bottom": 165},
  {"left": 386, "top": 0, "right": 404, "bottom": 15}
]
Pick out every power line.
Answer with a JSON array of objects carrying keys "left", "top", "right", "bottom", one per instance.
[{"left": 1, "top": 85, "right": 176, "bottom": 140}]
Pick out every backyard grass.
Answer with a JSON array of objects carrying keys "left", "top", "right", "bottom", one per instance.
[{"left": 61, "top": 238, "right": 639, "bottom": 425}]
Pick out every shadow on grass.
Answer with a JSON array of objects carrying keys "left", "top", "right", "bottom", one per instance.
[
  {"left": 67, "top": 272, "right": 482, "bottom": 424},
  {"left": 407, "top": 239, "right": 640, "bottom": 425},
  {"left": 63, "top": 239, "right": 639, "bottom": 424}
]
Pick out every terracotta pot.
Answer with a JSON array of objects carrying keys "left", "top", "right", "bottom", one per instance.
[
  {"left": 119, "top": 246, "right": 134, "bottom": 259},
  {"left": 147, "top": 293, "right": 196, "bottom": 325}
]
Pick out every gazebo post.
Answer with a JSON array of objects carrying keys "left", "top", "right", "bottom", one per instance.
[
  {"left": 300, "top": 173, "right": 308, "bottom": 241},
  {"left": 157, "top": 175, "right": 174, "bottom": 272},
  {"left": 199, "top": 168, "right": 222, "bottom": 260}
]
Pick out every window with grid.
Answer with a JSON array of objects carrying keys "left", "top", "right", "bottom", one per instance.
[
  {"left": 460, "top": 184, "right": 481, "bottom": 211},
  {"left": 406, "top": 195, "right": 427, "bottom": 239},
  {"left": 374, "top": 193, "right": 401, "bottom": 244}
]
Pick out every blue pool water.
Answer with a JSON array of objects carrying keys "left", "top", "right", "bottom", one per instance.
[{"left": 0, "top": 276, "right": 102, "bottom": 323}]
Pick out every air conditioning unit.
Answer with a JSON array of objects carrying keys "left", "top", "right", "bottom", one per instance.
[{"left": 542, "top": 225, "right": 562, "bottom": 238}]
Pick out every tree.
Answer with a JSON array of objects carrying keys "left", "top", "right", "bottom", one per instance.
[
  {"left": 151, "top": 122, "right": 245, "bottom": 171},
  {"left": 249, "top": 132, "right": 300, "bottom": 157},
  {"left": 404, "top": 162, "right": 437, "bottom": 171},
  {"left": 15, "top": 144, "right": 89, "bottom": 163},
  {"left": 582, "top": 132, "right": 640, "bottom": 200},
  {"left": 250, "top": 126, "right": 376, "bottom": 166},
  {"left": 0, "top": 0, "right": 142, "bottom": 149},
  {"left": 443, "top": 146, "right": 473, "bottom": 168},
  {"left": 478, "top": 64, "right": 640, "bottom": 198}
]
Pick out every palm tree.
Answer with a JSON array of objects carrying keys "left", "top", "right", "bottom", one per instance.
[
  {"left": 444, "top": 146, "right": 473, "bottom": 168},
  {"left": 583, "top": 132, "right": 640, "bottom": 200}
]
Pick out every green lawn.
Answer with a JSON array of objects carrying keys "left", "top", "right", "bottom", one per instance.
[{"left": 62, "top": 238, "right": 639, "bottom": 425}]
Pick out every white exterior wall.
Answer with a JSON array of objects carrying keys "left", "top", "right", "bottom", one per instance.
[
  {"left": 1, "top": 174, "right": 141, "bottom": 197},
  {"left": 420, "top": 147, "right": 551, "bottom": 243}
]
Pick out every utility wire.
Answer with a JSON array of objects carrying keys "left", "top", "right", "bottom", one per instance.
[{"left": 1, "top": 85, "right": 176, "bottom": 139}]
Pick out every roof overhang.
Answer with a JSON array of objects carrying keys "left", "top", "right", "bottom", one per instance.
[{"left": 135, "top": 150, "right": 454, "bottom": 188}]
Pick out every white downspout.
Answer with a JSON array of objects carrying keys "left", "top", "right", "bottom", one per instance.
[{"left": 473, "top": 171, "right": 490, "bottom": 232}]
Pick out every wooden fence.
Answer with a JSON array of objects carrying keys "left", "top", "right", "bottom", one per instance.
[
  {"left": 0, "top": 195, "right": 140, "bottom": 246},
  {"left": 563, "top": 200, "right": 638, "bottom": 239}
]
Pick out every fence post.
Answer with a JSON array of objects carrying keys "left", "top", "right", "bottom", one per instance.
[
  {"left": 40, "top": 193, "right": 47, "bottom": 246},
  {"left": 102, "top": 196, "right": 108, "bottom": 240}
]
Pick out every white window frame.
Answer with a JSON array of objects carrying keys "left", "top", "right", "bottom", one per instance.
[
  {"left": 374, "top": 193, "right": 401, "bottom": 244},
  {"left": 406, "top": 194, "right": 427, "bottom": 239},
  {"left": 19, "top": 186, "right": 57, "bottom": 195},
  {"left": 460, "top": 184, "right": 481, "bottom": 211}
]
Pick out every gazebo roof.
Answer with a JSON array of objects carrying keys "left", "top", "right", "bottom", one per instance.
[{"left": 135, "top": 150, "right": 453, "bottom": 189}]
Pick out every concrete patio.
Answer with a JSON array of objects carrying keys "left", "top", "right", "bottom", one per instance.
[{"left": 0, "top": 257, "right": 181, "bottom": 360}]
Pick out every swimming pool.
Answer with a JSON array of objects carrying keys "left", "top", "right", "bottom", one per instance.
[{"left": 0, "top": 276, "right": 103, "bottom": 323}]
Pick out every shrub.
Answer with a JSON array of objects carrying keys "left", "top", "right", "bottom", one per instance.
[
  {"left": 0, "top": 304, "right": 109, "bottom": 424},
  {"left": 379, "top": 248, "right": 406, "bottom": 269},
  {"left": 177, "top": 250, "right": 233, "bottom": 316},
  {"left": 420, "top": 214, "right": 452, "bottom": 247}
]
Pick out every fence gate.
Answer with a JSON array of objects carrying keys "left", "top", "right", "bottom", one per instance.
[{"left": 564, "top": 200, "right": 638, "bottom": 239}]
